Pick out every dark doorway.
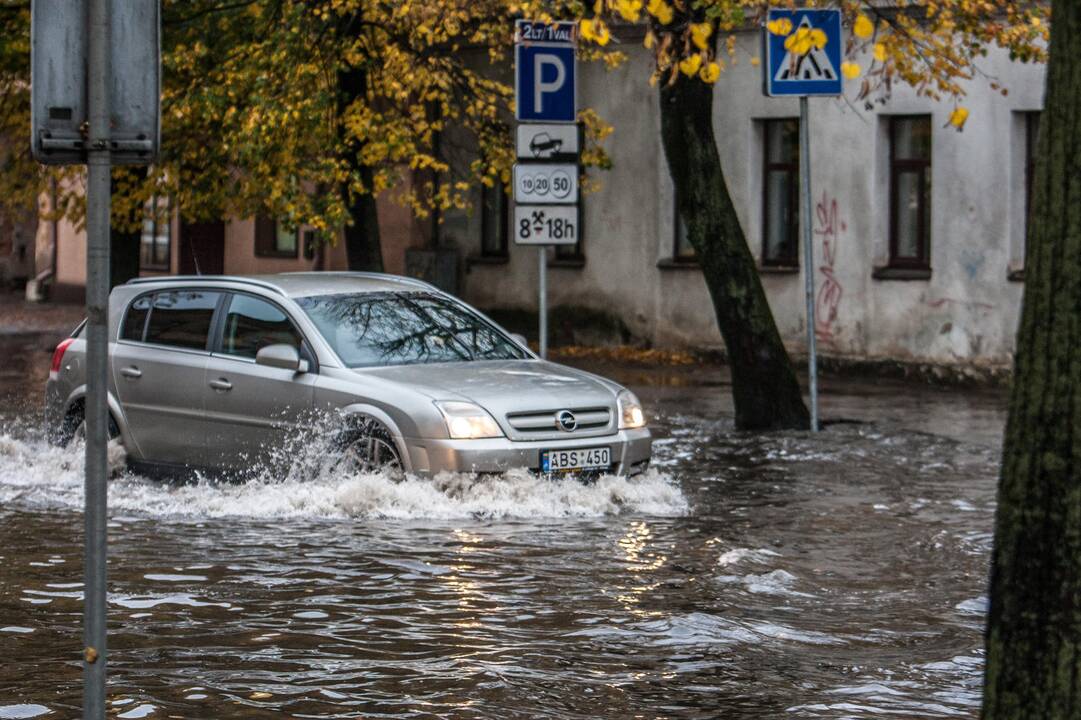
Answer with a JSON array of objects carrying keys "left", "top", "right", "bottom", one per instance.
[{"left": 179, "top": 221, "right": 225, "bottom": 275}]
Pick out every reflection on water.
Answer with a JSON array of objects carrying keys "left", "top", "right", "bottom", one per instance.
[{"left": 0, "top": 334, "right": 1006, "bottom": 718}]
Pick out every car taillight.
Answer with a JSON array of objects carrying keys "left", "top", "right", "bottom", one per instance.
[{"left": 50, "top": 338, "right": 76, "bottom": 380}]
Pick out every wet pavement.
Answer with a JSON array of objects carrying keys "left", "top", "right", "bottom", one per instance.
[{"left": 0, "top": 330, "right": 1007, "bottom": 718}]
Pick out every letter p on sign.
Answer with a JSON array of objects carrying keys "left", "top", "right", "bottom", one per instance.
[
  {"left": 516, "top": 44, "right": 576, "bottom": 123},
  {"left": 534, "top": 54, "right": 565, "bottom": 114}
]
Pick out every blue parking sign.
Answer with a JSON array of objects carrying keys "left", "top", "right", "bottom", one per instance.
[
  {"left": 515, "top": 21, "right": 577, "bottom": 123},
  {"left": 763, "top": 8, "right": 844, "bottom": 97}
]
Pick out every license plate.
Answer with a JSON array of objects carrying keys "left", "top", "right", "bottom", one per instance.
[{"left": 541, "top": 447, "right": 611, "bottom": 473}]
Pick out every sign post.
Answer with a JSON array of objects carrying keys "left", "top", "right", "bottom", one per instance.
[
  {"left": 514, "top": 19, "right": 579, "bottom": 358},
  {"left": 31, "top": 2, "right": 159, "bottom": 717},
  {"left": 83, "top": 0, "right": 110, "bottom": 714},
  {"left": 763, "top": 7, "right": 843, "bottom": 432}
]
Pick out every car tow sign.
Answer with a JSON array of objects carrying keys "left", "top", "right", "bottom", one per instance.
[{"left": 516, "top": 123, "right": 579, "bottom": 161}]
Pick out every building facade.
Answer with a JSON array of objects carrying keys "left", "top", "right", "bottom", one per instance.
[
  {"left": 26, "top": 31, "right": 1044, "bottom": 370},
  {"left": 446, "top": 36, "right": 1044, "bottom": 371}
]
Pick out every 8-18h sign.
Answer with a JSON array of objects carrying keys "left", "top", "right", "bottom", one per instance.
[{"left": 515, "top": 205, "right": 578, "bottom": 245}]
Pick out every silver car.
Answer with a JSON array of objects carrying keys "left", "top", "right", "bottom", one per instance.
[{"left": 44, "top": 273, "right": 652, "bottom": 478}]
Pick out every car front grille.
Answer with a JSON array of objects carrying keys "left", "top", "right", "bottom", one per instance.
[{"left": 505, "top": 407, "right": 612, "bottom": 435}]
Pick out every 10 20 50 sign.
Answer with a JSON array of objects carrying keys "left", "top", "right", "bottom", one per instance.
[{"left": 514, "top": 205, "right": 578, "bottom": 245}]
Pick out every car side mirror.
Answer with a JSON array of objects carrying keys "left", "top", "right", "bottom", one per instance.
[
  {"left": 510, "top": 333, "right": 530, "bottom": 350},
  {"left": 255, "top": 343, "right": 306, "bottom": 373}
]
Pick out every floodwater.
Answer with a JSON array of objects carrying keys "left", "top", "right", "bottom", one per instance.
[{"left": 0, "top": 331, "right": 1008, "bottom": 719}]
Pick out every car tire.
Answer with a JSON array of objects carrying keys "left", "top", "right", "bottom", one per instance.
[
  {"left": 71, "top": 415, "right": 127, "bottom": 478},
  {"left": 332, "top": 416, "right": 404, "bottom": 478}
]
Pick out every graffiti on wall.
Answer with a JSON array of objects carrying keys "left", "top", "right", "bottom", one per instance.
[{"left": 813, "top": 192, "right": 845, "bottom": 343}]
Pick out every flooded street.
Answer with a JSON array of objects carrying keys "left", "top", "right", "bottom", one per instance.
[{"left": 0, "top": 331, "right": 1008, "bottom": 718}]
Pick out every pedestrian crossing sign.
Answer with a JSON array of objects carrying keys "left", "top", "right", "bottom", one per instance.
[{"left": 763, "top": 8, "right": 844, "bottom": 97}]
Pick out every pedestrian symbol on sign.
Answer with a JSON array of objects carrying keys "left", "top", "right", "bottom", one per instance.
[{"left": 774, "top": 17, "right": 838, "bottom": 82}]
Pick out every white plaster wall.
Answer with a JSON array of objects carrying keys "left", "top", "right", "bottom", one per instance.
[{"left": 459, "top": 32, "right": 1046, "bottom": 367}]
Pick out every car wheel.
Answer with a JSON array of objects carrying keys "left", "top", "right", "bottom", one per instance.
[
  {"left": 334, "top": 417, "right": 403, "bottom": 477},
  {"left": 71, "top": 416, "right": 127, "bottom": 477},
  {"left": 72, "top": 416, "right": 120, "bottom": 443}
]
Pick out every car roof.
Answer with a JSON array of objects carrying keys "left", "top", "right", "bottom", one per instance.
[{"left": 123, "top": 272, "right": 438, "bottom": 299}]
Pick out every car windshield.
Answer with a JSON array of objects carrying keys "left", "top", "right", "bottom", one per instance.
[{"left": 297, "top": 291, "right": 530, "bottom": 368}]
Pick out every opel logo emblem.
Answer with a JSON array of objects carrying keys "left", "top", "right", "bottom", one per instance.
[{"left": 556, "top": 410, "right": 577, "bottom": 432}]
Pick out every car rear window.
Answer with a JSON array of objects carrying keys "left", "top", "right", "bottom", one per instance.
[
  {"left": 297, "top": 291, "right": 529, "bottom": 368},
  {"left": 144, "top": 290, "right": 220, "bottom": 351},
  {"left": 121, "top": 295, "right": 151, "bottom": 341}
]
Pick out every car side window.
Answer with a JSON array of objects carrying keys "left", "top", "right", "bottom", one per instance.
[
  {"left": 120, "top": 295, "right": 151, "bottom": 341},
  {"left": 144, "top": 290, "right": 220, "bottom": 351},
  {"left": 220, "top": 294, "right": 303, "bottom": 359}
]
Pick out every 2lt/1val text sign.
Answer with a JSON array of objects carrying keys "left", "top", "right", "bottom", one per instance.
[
  {"left": 513, "top": 163, "right": 578, "bottom": 204},
  {"left": 515, "top": 205, "right": 578, "bottom": 245},
  {"left": 763, "top": 8, "right": 843, "bottom": 97},
  {"left": 515, "top": 20, "right": 577, "bottom": 123}
]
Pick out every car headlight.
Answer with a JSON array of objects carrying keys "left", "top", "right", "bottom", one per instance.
[
  {"left": 434, "top": 401, "right": 504, "bottom": 439},
  {"left": 617, "top": 389, "right": 646, "bottom": 429}
]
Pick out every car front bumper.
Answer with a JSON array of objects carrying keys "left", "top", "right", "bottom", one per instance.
[{"left": 402, "top": 427, "right": 652, "bottom": 476}]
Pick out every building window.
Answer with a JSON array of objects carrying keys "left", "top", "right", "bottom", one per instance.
[
  {"left": 139, "top": 196, "right": 171, "bottom": 271},
  {"left": 480, "top": 184, "right": 508, "bottom": 258},
  {"left": 1024, "top": 111, "right": 1040, "bottom": 245},
  {"left": 673, "top": 193, "right": 696, "bottom": 261},
  {"left": 762, "top": 118, "right": 800, "bottom": 267},
  {"left": 888, "top": 115, "right": 932, "bottom": 269},
  {"left": 255, "top": 216, "right": 299, "bottom": 258}
]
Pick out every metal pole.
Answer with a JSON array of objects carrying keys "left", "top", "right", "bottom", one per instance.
[
  {"left": 84, "top": 0, "right": 111, "bottom": 716},
  {"left": 799, "top": 96, "right": 818, "bottom": 432},
  {"left": 538, "top": 247, "right": 547, "bottom": 358}
]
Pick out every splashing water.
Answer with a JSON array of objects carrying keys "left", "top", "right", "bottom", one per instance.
[{"left": 0, "top": 430, "right": 688, "bottom": 521}]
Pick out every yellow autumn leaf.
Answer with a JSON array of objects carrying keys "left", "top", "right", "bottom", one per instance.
[
  {"left": 594, "top": 20, "right": 610, "bottom": 46},
  {"left": 616, "top": 0, "right": 641, "bottom": 22},
  {"left": 679, "top": 54, "right": 702, "bottom": 77},
  {"left": 949, "top": 106, "right": 969, "bottom": 129},
  {"left": 766, "top": 18, "right": 793, "bottom": 37},
  {"left": 841, "top": 61, "right": 861, "bottom": 79},
  {"left": 699, "top": 61, "right": 720, "bottom": 83},
  {"left": 809, "top": 28, "right": 827, "bottom": 49},
  {"left": 580, "top": 18, "right": 595, "bottom": 41},
  {"left": 853, "top": 14, "right": 874, "bottom": 39},
  {"left": 784, "top": 28, "right": 813, "bottom": 56},
  {"left": 690, "top": 22, "right": 712, "bottom": 51},
  {"left": 873, "top": 42, "right": 887, "bottom": 62},
  {"left": 750, "top": 56, "right": 761, "bottom": 67}
]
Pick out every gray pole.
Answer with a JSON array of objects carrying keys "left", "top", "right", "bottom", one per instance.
[
  {"left": 538, "top": 247, "right": 547, "bottom": 358},
  {"left": 799, "top": 96, "right": 818, "bottom": 432},
  {"left": 84, "top": 0, "right": 111, "bottom": 715}
]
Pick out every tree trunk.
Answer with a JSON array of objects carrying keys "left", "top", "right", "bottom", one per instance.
[
  {"left": 109, "top": 225, "right": 140, "bottom": 290},
  {"left": 983, "top": 0, "right": 1081, "bottom": 716},
  {"left": 109, "top": 170, "right": 142, "bottom": 289},
  {"left": 659, "top": 70, "right": 810, "bottom": 431},
  {"left": 336, "top": 21, "right": 384, "bottom": 273}
]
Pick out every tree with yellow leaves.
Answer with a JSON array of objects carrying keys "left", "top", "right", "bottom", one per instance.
[
  {"left": 578, "top": 0, "right": 1046, "bottom": 431},
  {"left": 0, "top": 0, "right": 610, "bottom": 280}
]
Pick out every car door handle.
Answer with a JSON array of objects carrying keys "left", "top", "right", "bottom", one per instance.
[
  {"left": 209, "top": 378, "right": 233, "bottom": 392},
  {"left": 120, "top": 366, "right": 142, "bottom": 379}
]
